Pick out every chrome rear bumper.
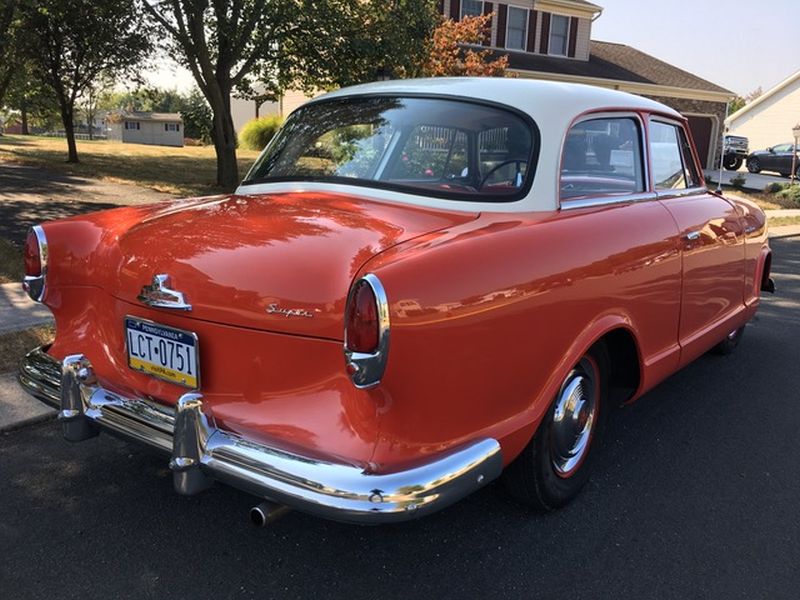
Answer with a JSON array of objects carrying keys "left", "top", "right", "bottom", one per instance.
[{"left": 18, "top": 347, "right": 502, "bottom": 524}]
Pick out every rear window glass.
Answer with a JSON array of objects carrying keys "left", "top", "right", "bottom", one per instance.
[{"left": 242, "top": 97, "right": 537, "bottom": 202}]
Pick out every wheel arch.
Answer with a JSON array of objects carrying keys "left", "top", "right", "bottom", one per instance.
[{"left": 510, "top": 315, "right": 644, "bottom": 456}]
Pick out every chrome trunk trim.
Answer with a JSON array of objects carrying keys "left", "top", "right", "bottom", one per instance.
[{"left": 18, "top": 347, "right": 502, "bottom": 524}]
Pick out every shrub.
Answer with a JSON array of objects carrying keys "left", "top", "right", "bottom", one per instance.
[
  {"left": 775, "top": 184, "right": 800, "bottom": 206},
  {"left": 239, "top": 115, "right": 283, "bottom": 151},
  {"left": 764, "top": 182, "right": 787, "bottom": 194},
  {"left": 730, "top": 173, "right": 747, "bottom": 190}
]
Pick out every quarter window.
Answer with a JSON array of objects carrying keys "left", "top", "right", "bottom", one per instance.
[
  {"left": 506, "top": 7, "right": 528, "bottom": 50},
  {"left": 461, "top": 0, "right": 483, "bottom": 18},
  {"left": 560, "top": 117, "right": 645, "bottom": 200},
  {"left": 650, "top": 121, "right": 699, "bottom": 190},
  {"left": 549, "top": 14, "right": 569, "bottom": 56}
]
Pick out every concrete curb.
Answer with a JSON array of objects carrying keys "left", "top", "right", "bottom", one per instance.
[{"left": 0, "top": 283, "right": 54, "bottom": 335}]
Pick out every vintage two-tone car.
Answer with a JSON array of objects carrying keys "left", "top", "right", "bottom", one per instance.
[{"left": 19, "top": 78, "right": 774, "bottom": 525}]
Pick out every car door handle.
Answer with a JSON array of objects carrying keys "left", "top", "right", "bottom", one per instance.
[{"left": 685, "top": 231, "right": 701, "bottom": 241}]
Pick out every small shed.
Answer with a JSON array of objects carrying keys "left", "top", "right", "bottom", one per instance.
[{"left": 104, "top": 111, "right": 184, "bottom": 147}]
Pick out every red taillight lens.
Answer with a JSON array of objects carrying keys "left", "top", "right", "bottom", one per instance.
[
  {"left": 24, "top": 229, "right": 41, "bottom": 277},
  {"left": 345, "top": 280, "right": 379, "bottom": 353}
]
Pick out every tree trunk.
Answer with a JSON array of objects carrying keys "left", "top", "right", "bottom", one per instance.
[
  {"left": 61, "top": 104, "right": 79, "bottom": 163},
  {"left": 209, "top": 84, "right": 239, "bottom": 191},
  {"left": 21, "top": 99, "right": 28, "bottom": 135}
]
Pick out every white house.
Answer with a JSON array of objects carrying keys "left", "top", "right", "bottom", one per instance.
[
  {"left": 230, "top": 89, "right": 319, "bottom": 134},
  {"left": 726, "top": 70, "right": 800, "bottom": 153},
  {"left": 103, "top": 111, "right": 184, "bottom": 147}
]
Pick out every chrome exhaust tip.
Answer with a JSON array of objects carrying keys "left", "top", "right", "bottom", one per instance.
[{"left": 250, "top": 501, "right": 290, "bottom": 527}]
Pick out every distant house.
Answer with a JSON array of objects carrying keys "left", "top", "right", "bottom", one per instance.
[
  {"left": 102, "top": 111, "right": 184, "bottom": 147},
  {"left": 442, "top": 0, "right": 734, "bottom": 170},
  {"left": 230, "top": 89, "right": 318, "bottom": 135},
  {"left": 726, "top": 70, "right": 800, "bottom": 153}
]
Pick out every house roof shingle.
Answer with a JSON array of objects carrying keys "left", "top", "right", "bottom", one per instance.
[
  {"left": 104, "top": 110, "right": 183, "bottom": 122},
  {"left": 499, "top": 40, "right": 732, "bottom": 96}
]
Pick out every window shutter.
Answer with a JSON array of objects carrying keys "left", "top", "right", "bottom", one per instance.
[
  {"left": 526, "top": 10, "right": 538, "bottom": 53},
  {"left": 496, "top": 4, "right": 507, "bottom": 48},
  {"left": 482, "top": 2, "right": 493, "bottom": 46},
  {"left": 539, "top": 12, "right": 550, "bottom": 54},
  {"left": 568, "top": 16, "right": 578, "bottom": 57},
  {"left": 450, "top": 0, "right": 460, "bottom": 19}
]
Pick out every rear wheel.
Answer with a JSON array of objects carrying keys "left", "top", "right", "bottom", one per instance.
[
  {"left": 724, "top": 156, "right": 743, "bottom": 171},
  {"left": 746, "top": 157, "right": 761, "bottom": 173},
  {"left": 712, "top": 325, "right": 744, "bottom": 355},
  {"left": 503, "top": 344, "right": 608, "bottom": 510}
]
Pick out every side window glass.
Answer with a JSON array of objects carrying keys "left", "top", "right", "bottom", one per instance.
[
  {"left": 650, "top": 121, "right": 687, "bottom": 190},
  {"left": 560, "top": 117, "right": 644, "bottom": 200}
]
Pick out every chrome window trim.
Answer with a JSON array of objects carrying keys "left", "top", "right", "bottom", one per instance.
[
  {"left": 23, "top": 225, "right": 48, "bottom": 302},
  {"left": 561, "top": 191, "right": 658, "bottom": 210},
  {"left": 558, "top": 111, "right": 649, "bottom": 210},
  {"left": 344, "top": 273, "right": 390, "bottom": 389},
  {"left": 655, "top": 186, "right": 707, "bottom": 201}
]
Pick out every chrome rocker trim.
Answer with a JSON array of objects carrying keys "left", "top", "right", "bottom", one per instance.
[{"left": 18, "top": 347, "right": 503, "bottom": 524}]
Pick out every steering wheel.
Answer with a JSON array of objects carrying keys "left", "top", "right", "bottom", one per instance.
[{"left": 479, "top": 159, "right": 527, "bottom": 189}]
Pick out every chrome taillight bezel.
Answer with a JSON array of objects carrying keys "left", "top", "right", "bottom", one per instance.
[
  {"left": 23, "top": 225, "right": 48, "bottom": 302},
  {"left": 344, "top": 273, "right": 390, "bottom": 389}
]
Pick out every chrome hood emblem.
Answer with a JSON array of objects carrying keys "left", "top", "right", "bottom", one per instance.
[{"left": 138, "top": 274, "right": 192, "bottom": 311}]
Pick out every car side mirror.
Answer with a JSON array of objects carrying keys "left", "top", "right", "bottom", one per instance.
[{"left": 767, "top": 147, "right": 774, "bottom": 153}]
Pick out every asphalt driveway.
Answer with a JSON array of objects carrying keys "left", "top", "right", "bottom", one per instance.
[
  {"left": 0, "top": 163, "right": 171, "bottom": 245},
  {"left": 1, "top": 235, "right": 799, "bottom": 600}
]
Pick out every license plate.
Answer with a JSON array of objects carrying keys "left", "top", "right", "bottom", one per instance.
[{"left": 125, "top": 317, "right": 200, "bottom": 388}]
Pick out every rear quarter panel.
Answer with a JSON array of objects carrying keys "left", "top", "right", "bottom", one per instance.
[{"left": 363, "top": 200, "right": 683, "bottom": 470}]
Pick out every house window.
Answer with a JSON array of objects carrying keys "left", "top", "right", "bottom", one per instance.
[
  {"left": 506, "top": 6, "right": 527, "bottom": 50},
  {"left": 165, "top": 123, "right": 180, "bottom": 132},
  {"left": 124, "top": 121, "right": 140, "bottom": 130},
  {"left": 461, "top": 0, "right": 482, "bottom": 18},
  {"left": 549, "top": 14, "right": 570, "bottom": 56}
]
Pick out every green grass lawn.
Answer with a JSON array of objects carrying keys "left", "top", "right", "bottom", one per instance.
[
  {"left": 0, "top": 134, "right": 261, "bottom": 197},
  {"left": 0, "top": 238, "right": 23, "bottom": 284}
]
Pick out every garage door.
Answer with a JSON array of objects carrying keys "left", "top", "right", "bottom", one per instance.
[{"left": 686, "top": 116, "right": 714, "bottom": 170}]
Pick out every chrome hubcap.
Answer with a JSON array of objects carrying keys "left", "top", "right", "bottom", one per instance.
[{"left": 550, "top": 362, "right": 597, "bottom": 477}]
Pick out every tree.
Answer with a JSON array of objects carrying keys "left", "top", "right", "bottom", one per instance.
[
  {"left": 0, "top": 0, "right": 20, "bottom": 108},
  {"left": 180, "top": 88, "right": 213, "bottom": 144},
  {"left": 145, "top": 0, "right": 295, "bottom": 190},
  {"left": 145, "top": 0, "right": 440, "bottom": 191},
  {"left": 281, "top": 0, "right": 438, "bottom": 91},
  {"left": 4, "top": 61, "right": 60, "bottom": 135},
  {"left": 80, "top": 74, "right": 115, "bottom": 140},
  {"left": 19, "top": 0, "right": 151, "bottom": 162},
  {"left": 420, "top": 13, "right": 509, "bottom": 77}
]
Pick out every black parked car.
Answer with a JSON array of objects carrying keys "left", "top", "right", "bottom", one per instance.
[{"left": 746, "top": 143, "right": 800, "bottom": 177}]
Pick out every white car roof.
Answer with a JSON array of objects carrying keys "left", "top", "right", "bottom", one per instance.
[
  {"left": 239, "top": 78, "right": 682, "bottom": 213},
  {"left": 314, "top": 77, "right": 679, "bottom": 120}
]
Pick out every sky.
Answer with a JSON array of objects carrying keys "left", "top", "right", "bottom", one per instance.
[
  {"left": 146, "top": 0, "right": 800, "bottom": 98},
  {"left": 591, "top": 0, "right": 800, "bottom": 96}
]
